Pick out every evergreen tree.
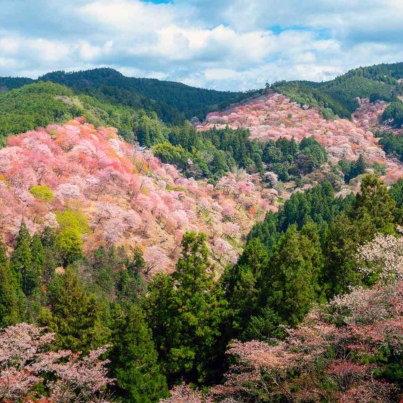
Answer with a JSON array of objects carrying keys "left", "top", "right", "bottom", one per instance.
[
  {"left": 222, "top": 238, "right": 269, "bottom": 341},
  {"left": 264, "top": 226, "right": 320, "bottom": 326},
  {"left": 41, "top": 226, "right": 62, "bottom": 283},
  {"left": 39, "top": 268, "right": 109, "bottom": 352},
  {"left": 145, "top": 232, "right": 227, "bottom": 385},
  {"left": 109, "top": 304, "right": 169, "bottom": 403},
  {"left": 28, "top": 234, "right": 45, "bottom": 294},
  {"left": 323, "top": 213, "right": 362, "bottom": 296},
  {"left": 10, "top": 220, "right": 32, "bottom": 295},
  {"left": 0, "top": 238, "right": 20, "bottom": 326},
  {"left": 352, "top": 174, "right": 396, "bottom": 234}
]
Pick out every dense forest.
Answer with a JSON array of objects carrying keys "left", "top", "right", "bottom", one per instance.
[
  {"left": 0, "top": 68, "right": 254, "bottom": 122},
  {"left": 2, "top": 175, "right": 403, "bottom": 402},
  {"left": 2, "top": 61, "right": 403, "bottom": 402},
  {"left": 38, "top": 68, "right": 259, "bottom": 121}
]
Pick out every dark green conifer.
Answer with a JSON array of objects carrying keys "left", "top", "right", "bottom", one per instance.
[
  {"left": 145, "top": 232, "right": 226, "bottom": 385},
  {"left": 39, "top": 268, "right": 109, "bottom": 352},
  {"left": 10, "top": 220, "right": 32, "bottom": 295},
  {"left": 109, "top": 304, "right": 169, "bottom": 403},
  {"left": 0, "top": 238, "right": 20, "bottom": 326}
]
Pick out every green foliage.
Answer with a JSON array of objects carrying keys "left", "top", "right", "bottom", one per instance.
[
  {"left": 55, "top": 228, "right": 83, "bottom": 266},
  {"left": 29, "top": 234, "right": 44, "bottom": 293},
  {"left": 390, "top": 179, "right": 403, "bottom": 223},
  {"left": 152, "top": 142, "right": 194, "bottom": 172},
  {"left": 265, "top": 225, "right": 322, "bottom": 326},
  {"left": 239, "top": 175, "right": 396, "bottom": 334},
  {"left": 377, "top": 131, "right": 403, "bottom": 161},
  {"left": 272, "top": 63, "right": 403, "bottom": 119},
  {"left": 262, "top": 136, "right": 327, "bottom": 180},
  {"left": 322, "top": 76, "right": 394, "bottom": 113},
  {"left": 0, "top": 76, "right": 34, "bottom": 91},
  {"left": 338, "top": 154, "right": 367, "bottom": 183},
  {"left": 53, "top": 211, "right": 89, "bottom": 265},
  {"left": 0, "top": 81, "right": 144, "bottom": 145},
  {"left": 10, "top": 220, "right": 33, "bottom": 295},
  {"left": 145, "top": 232, "right": 227, "bottom": 385},
  {"left": 272, "top": 81, "right": 351, "bottom": 119},
  {"left": 153, "top": 124, "right": 266, "bottom": 180},
  {"left": 55, "top": 210, "right": 90, "bottom": 234},
  {"left": 109, "top": 304, "right": 169, "bottom": 403},
  {"left": 353, "top": 174, "right": 396, "bottom": 235},
  {"left": 136, "top": 114, "right": 165, "bottom": 147},
  {"left": 0, "top": 238, "right": 20, "bottom": 327},
  {"left": 29, "top": 185, "right": 54, "bottom": 202},
  {"left": 39, "top": 68, "right": 251, "bottom": 121},
  {"left": 382, "top": 101, "right": 403, "bottom": 128},
  {"left": 222, "top": 238, "right": 269, "bottom": 341},
  {"left": 39, "top": 267, "right": 109, "bottom": 353},
  {"left": 0, "top": 82, "right": 75, "bottom": 145},
  {"left": 195, "top": 126, "right": 264, "bottom": 174}
]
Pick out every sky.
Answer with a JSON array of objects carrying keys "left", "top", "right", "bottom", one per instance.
[{"left": 0, "top": 0, "right": 403, "bottom": 91}]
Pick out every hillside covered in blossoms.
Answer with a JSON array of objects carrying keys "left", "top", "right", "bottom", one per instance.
[
  {"left": 2, "top": 61, "right": 403, "bottom": 403},
  {"left": 0, "top": 118, "right": 276, "bottom": 274},
  {"left": 198, "top": 91, "right": 403, "bottom": 184}
]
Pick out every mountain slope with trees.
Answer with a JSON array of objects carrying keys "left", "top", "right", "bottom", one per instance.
[{"left": 272, "top": 62, "right": 403, "bottom": 119}]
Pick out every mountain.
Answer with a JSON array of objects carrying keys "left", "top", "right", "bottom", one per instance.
[
  {"left": 2, "top": 62, "right": 403, "bottom": 402},
  {"left": 272, "top": 62, "right": 403, "bottom": 119},
  {"left": 39, "top": 68, "right": 250, "bottom": 120},
  {"left": 0, "top": 68, "right": 253, "bottom": 126}
]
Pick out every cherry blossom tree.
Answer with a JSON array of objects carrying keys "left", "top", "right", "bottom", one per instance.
[
  {"left": 160, "top": 384, "right": 213, "bottom": 403},
  {"left": 144, "top": 246, "right": 170, "bottom": 276},
  {"left": 0, "top": 323, "right": 113, "bottom": 402}
]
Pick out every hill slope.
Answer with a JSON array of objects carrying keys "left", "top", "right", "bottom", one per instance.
[
  {"left": 0, "top": 81, "right": 157, "bottom": 146},
  {"left": 198, "top": 91, "right": 403, "bottom": 184},
  {"left": 39, "top": 68, "right": 248, "bottom": 120},
  {"left": 0, "top": 118, "right": 273, "bottom": 274},
  {"left": 272, "top": 62, "right": 403, "bottom": 119}
]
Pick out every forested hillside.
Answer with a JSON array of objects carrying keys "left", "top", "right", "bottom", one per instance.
[
  {"left": 39, "top": 68, "right": 251, "bottom": 120},
  {"left": 2, "top": 61, "right": 403, "bottom": 403},
  {"left": 272, "top": 62, "right": 403, "bottom": 119}
]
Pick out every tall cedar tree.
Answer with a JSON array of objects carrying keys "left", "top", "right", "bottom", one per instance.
[
  {"left": 222, "top": 238, "right": 269, "bottom": 341},
  {"left": 0, "top": 238, "right": 20, "bottom": 326},
  {"left": 145, "top": 232, "right": 227, "bottom": 385},
  {"left": 10, "top": 220, "right": 32, "bottom": 295},
  {"left": 29, "top": 234, "right": 45, "bottom": 293},
  {"left": 39, "top": 267, "right": 109, "bottom": 353},
  {"left": 264, "top": 225, "right": 321, "bottom": 326},
  {"left": 109, "top": 304, "right": 169, "bottom": 403}
]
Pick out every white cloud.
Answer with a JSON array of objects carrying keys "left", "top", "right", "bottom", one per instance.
[{"left": 0, "top": 0, "right": 403, "bottom": 90}]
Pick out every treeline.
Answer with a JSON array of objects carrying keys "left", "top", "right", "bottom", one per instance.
[
  {"left": 229, "top": 176, "right": 397, "bottom": 341},
  {"left": 2, "top": 175, "right": 403, "bottom": 402}
]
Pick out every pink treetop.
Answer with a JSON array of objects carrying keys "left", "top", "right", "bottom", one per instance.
[{"left": 0, "top": 323, "right": 113, "bottom": 402}]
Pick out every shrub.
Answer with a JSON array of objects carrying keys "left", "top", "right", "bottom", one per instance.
[{"left": 29, "top": 185, "right": 54, "bottom": 202}]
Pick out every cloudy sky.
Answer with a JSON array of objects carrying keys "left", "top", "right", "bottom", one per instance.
[{"left": 0, "top": 0, "right": 403, "bottom": 90}]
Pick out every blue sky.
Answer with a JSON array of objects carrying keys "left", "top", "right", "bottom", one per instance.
[{"left": 0, "top": 0, "right": 402, "bottom": 90}]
